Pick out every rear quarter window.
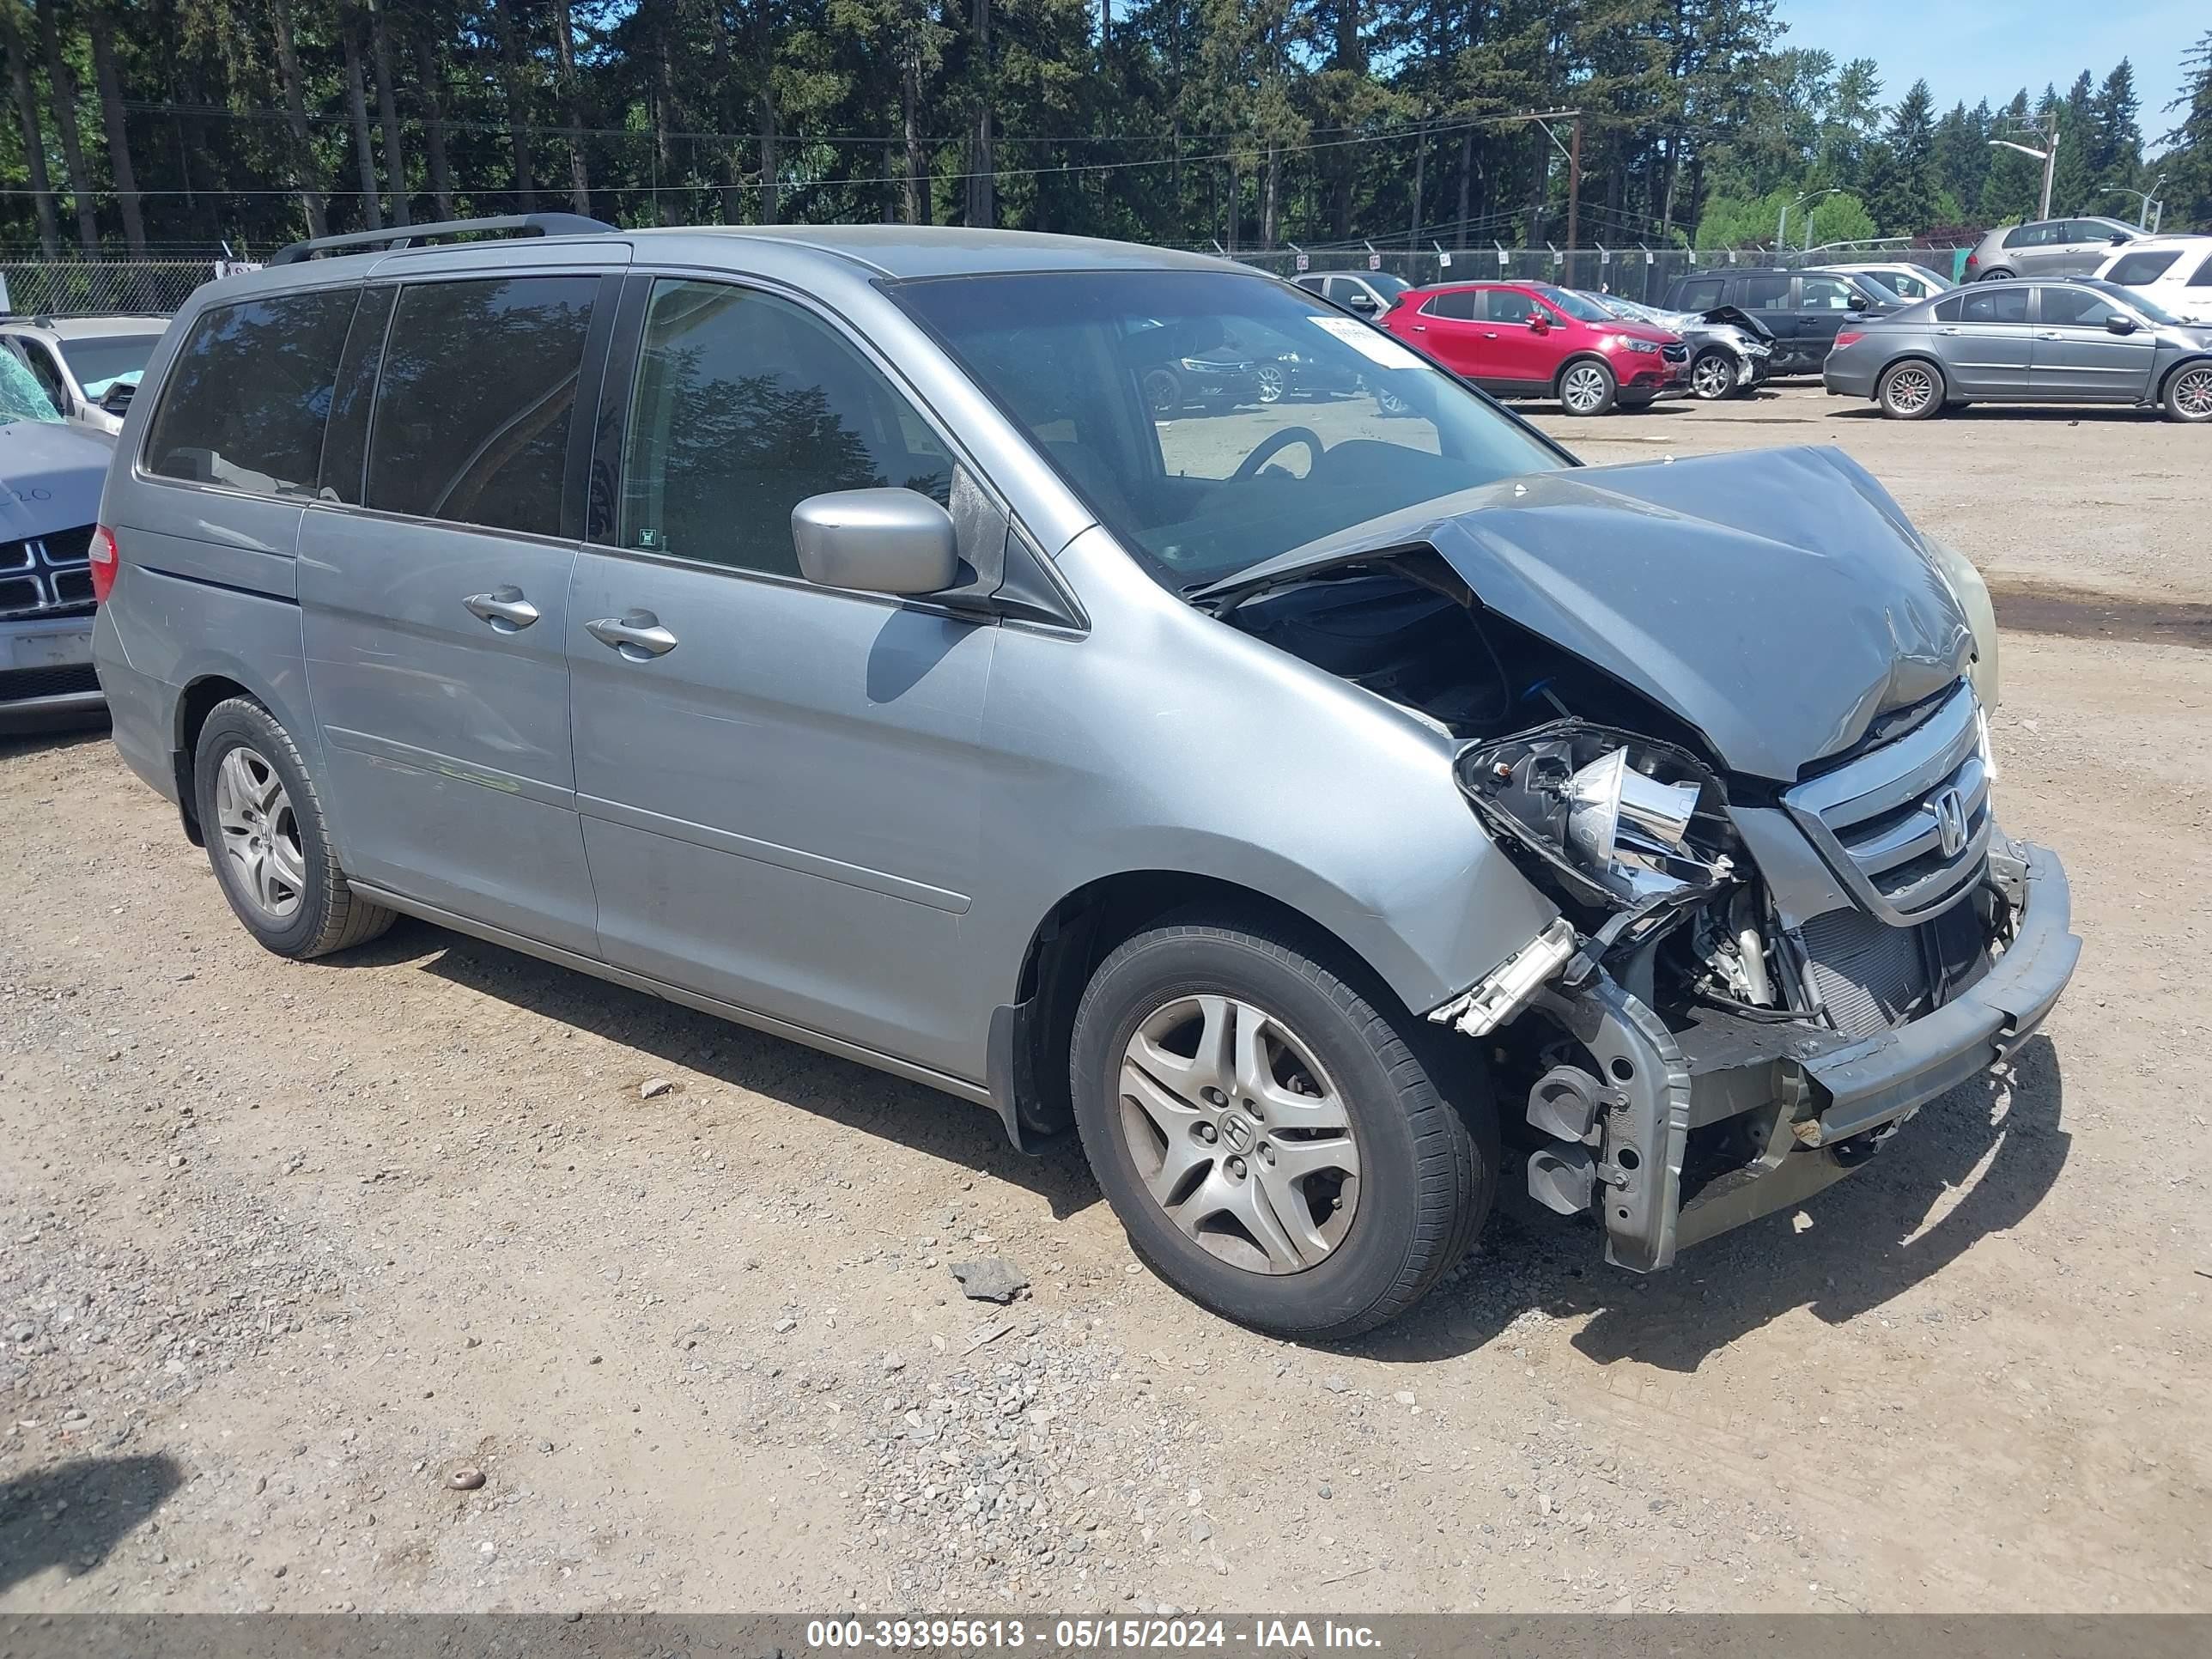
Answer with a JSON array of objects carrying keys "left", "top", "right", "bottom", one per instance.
[
  {"left": 143, "top": 289, "right": 359, "bottom": 496},
  {"left": 2105, "top": 252, "right": 2179, "bottom": 285},
  {"left": 1674, "top": 277, "right": 1724, "bottom": 310}
]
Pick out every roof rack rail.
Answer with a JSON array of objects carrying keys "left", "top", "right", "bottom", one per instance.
[{"left": 267, "top": 212, "right": 616, "bottom": 267}]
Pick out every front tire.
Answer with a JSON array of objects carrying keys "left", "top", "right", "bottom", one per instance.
[
  {"left": 1068, "top": 913, "right": 1494, "bottom": 1340},
  {"left": 2161, "top": 362, "right": 2212, "bottom": 422},
  {"left": 1141, "top": 367, "right": 1182, "bottom": 416},
  {"left": 1558, "top": 358, "right": 1618, "bottom": 416},
  {"left": 192, "top": 697, "right": 395, "bottom": 959},
  {"left": 1689, "top": 349, "right": 1737, "bottom": 400},
  {"left": 1877, "top": 359, "right": 1945, "bottom": 420}
]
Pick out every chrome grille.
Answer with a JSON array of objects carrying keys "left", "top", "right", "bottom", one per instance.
[
  {"left": 1661, "top": 342, "right": 1689, "bottom": 364},
  {"left": 1784, "top": 682, "right": 1989, "bottom": 926},
  {"left": 0, "top": 525, "right": 96, "bottom": 622}
]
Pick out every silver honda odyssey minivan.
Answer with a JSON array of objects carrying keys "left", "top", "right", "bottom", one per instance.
[{"left": 91, "top": 217, "right": 2079, "bottom": 1340}]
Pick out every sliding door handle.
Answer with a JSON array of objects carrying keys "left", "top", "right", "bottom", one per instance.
[
  {"left": 586, "top": 611, "right": 678, "bottom": 660},
  {"left": 463, "top": 586, "right": 539, "bottom": 630}
]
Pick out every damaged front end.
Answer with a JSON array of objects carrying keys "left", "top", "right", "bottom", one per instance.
[
  {"left": 1438, "top": 689, "right": 2077, "bottom": 1272},
  {"left": 1205, "top": 445, "right": 2081, "bottom": 1272}
]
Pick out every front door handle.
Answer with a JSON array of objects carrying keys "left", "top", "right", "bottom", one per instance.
[
  {"left": 586, "top": 610, "right": 678, "bottom": 660},
  {"left": 463, "top": 586, "right": 539, "bottom": 631},
  {"left": 1935, "top": 325, "right": 1961, "bottom": 335},
  {"left": 2036, "top": 330, "right": 2067, "bottom": 339}
]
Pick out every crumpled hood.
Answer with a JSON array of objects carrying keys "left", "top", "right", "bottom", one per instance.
[
  {"left": 0, "top": 418, "right": 112, "bottom": 541},
  {"left": 1206, "top": 445, "right": 1973, "bottom": 781}
]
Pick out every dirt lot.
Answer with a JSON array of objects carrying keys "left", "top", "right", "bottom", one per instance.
[{"left": 3, "top": 386, "right": 2208, "bottom": 1616}]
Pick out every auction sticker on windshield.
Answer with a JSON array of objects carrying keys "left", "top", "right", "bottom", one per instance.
[{"left": 1309, "top": 314, "right": 1424, "bottom": 369}]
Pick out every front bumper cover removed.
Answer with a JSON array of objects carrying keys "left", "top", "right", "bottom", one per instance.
[{"left": 1523, "top": 842, "right": 2078, "bottom": 1273}]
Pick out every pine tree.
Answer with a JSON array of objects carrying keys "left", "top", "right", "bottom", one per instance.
[{"left": 1865, "top": 77, "right": 1937, "bottom": 234}]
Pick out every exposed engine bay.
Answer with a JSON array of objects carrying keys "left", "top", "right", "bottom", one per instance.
[
  {"left": 1208, "top": 475, "right": 2073, "bottom": 1277},
  {"left": 1226, "top": 566, "right": 1807, "bottom": 1042}
]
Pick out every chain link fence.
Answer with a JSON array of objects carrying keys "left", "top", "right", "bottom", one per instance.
[
  {"left": 1231, "top": 243, "right": 1972, "bottom": 304},
  {"left": 0, "top": 243, "right": 1975, "bottom": 323},
  {"left": 0, "top": 259, "right": 225, "bottom": 318}
]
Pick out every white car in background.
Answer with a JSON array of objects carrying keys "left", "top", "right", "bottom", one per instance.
[
  {"left": 1824, "top": 262, "right": 1956, "bottom": 304},
  {"left": 2091, "top": 236, "right": 2212, "bottom": 325},
  {"left": 0, "top": 313, "right": 171, "bottom": 436}
]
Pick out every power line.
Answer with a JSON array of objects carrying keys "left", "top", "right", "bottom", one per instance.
[{"left": 0, "top": 108, "right": 1587, "bottom": 202}]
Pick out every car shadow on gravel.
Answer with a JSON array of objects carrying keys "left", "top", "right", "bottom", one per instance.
[
  {"left": 0, "top": 1453, "right": 181, "bottom": 1593},
  {"left": 366, "top": 924, "right": 1102, "bottom": 1219},
  {"left": 1356, "top": 1034, "right": 2069, "bottom": 1372}
]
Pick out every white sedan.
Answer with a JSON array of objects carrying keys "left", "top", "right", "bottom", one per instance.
[{"left": 2091, "top": 236, "right": 2212, "bottom": 326}]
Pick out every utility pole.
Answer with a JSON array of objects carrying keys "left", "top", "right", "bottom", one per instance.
[
  {"left": 1565, "top": 115, "right": 1581, "bottom": 263},
  {"left": 1409, "top": 114, "right": 1425, "bottom": 247},
  {"left": 1990, "top": 111, "right": 2059, "bottom": 221}
]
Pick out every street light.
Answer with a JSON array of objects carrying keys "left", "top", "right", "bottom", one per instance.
[
  {"left": 1778, "top": 187, "right": 1844, "bottom": 254},
  {"left": 1990, "top": 126, "right": 2057, "bottom": 221},
  {"left": 2094, "top": 175, "right": 2166, "bottom": 230}
]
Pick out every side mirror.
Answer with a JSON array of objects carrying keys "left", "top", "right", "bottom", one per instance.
[
  {"left": 1526, "top": 312, "right": 1550, "bottom": 331},
  {"left": 2105, "top": 313, "right": 2137, "bottom": 335},
  {"left": 2109, "top": 233, "right": 2130, "bottom": 245},
  {"left": 1346, "top": 293, "right": 1376, "bottom": 311},
  {"left": 98, "top": 381, "right": 135, "bottom": 416},
  {"left": 791, "top": 488, "right": 959, "bottom": 597}
]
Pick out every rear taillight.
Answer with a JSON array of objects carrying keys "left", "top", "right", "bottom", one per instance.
[
  {"left": 1964, "top": 252, "right": 1978, "bottom": 272},
  {"left": 88, "top": 524, "right": 119, "bottom": 603},
  {"left": 1833, "top": 330, "right": 1863, "bottom": 349}
]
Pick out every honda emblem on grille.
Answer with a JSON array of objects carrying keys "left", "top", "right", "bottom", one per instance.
[{"left": 1932, "top": 787, "right": 1968, "bottom": 858}]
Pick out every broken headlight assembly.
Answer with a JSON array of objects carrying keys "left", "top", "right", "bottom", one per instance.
[{"left": 1453, "top": 723, "right": 1733, "bottom": 913}]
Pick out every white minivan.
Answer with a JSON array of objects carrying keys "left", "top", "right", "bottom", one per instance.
[{"left": 2092, "top": 236, "right": 2212, "bottom": 326}]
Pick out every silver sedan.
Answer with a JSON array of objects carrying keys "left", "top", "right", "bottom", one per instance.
[{"left": 1823, "top": 278, "right": 2212, "bottom": 422}]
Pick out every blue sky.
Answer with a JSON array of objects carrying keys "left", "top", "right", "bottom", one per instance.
[{"left": 1774, "top": 1, "right": 2203, "bottom": 151}]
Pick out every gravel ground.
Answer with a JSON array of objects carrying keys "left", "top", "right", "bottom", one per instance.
[{"left": 3, "top": 386, "right": 2208, "bottom": 1615}]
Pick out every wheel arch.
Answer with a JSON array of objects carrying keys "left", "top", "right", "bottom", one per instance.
[
  {"left": 1553, "top": 350, "right": 1615, "bottom": 393},
  {"left": 2157, "top": 353, "right": 2212, "bottom": 408},
  {"left": 988, "top": 868, "right": 1438, "bottom": 1153},
  {"left": 171, "top": 672, "right": 261, "bottom": 845}
]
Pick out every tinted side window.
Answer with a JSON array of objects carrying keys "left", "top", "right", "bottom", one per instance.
[
  {"left": 1959, "top": 288, "right": 2028, "bottom": 324},
  {"left": 2038, "top": 288, "right": 2121, "bottom": 328},
  {"left": 1422, "top": 289, "right": 1479, "bottom": 320},
  {"left": 2002, "top": 222, "right": 2052, "bottom": 249},
  {"left": 1675, "top": 277, "right": 1724, "bottom": 310},
  {"left": 2069, "top": 221, "right": 2127, "bottom": 244},
  {"left": 617, "top": 279, "right": 952, "bottom": 576},
  {"left": 1481, "top": 289, "right": 1535, "bottom": 323},
  {"left": 2189, "top": 254, "right": 2212, "bottom": 289},
  {"left": 1741, "top": 274, "right": 1790, "bottom": 309},
  {"left": 1931, "top": 295, "right": 1964, "bottom": 323},
  {"left": 144, "top": 289, "right": 357, "bottom": 496},
  {"left": 366, "top": 276, "right": 597, "bottom": 536},
  {"left": 2105, "top": 252, "right": 2179, "bottom": 285}
]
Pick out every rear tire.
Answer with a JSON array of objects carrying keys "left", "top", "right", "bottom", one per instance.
[
  {"left": 1558, "top": 358, "right": 1618, "bottom": 416},
  {"left": 1068, "top": 912, "right": 1494, "bottom": 1341},
  {"left": 192, "top": 697, "right": 395, "bottom": 959},
  {"left": 1877, "top": 359, "right": 1946, "bottom": 420},
  {"left": 2160, "top": 362, "right": 2212, "bottom": 423},
  {"left": 1978, "top": 267, "right": 2015, "bottom": 283}
]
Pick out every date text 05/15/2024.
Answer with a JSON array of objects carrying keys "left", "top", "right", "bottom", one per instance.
[{"left": 803, "top": 1618, "right": 1383, "bottom": 1651}]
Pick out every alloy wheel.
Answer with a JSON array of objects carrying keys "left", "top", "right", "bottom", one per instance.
[
  {"left": 2172, "top": 366, "right": 2212, "bottom": 421},
  {"left": 214, "top": 744, "right": 307, "bottom": 921},
  {"left": 1115, "top": 994, "right": 1360, "bottom": 1275},
  {"left": 1692, "top": 353, "right": 1734, "bottom": 399},
  {"left": 1561, "top": 363, "right": 1610, "bottom": 413},
  {"left": 1255, "top": 364, "right": 1286, "bottom": 404},
  {"left": 1883, "top": 363, "right": 1936, "bottom": 416}
]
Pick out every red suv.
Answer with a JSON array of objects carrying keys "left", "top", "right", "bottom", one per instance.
[{"left": 1383, "top": 281, "right": 1686, "bottom": 414}]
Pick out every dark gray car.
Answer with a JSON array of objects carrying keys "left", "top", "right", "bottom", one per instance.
[
  {"left": 92, "top": 217, "right": 2078, "bottom": 1340},
  {"left": 1824, "top": 277, "right": 2212, "bottom": 421}
]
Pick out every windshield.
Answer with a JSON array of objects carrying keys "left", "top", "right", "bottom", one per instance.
[
  {"left": 1526, "top": 284, "right": 1616, "bottom": 324},
  {"left": 2082, "top": 278, "right": 2180, "bottom": 326},
  {"left": 891, "top": 270, "right": 1566, "bottom": 590},
  {"left": 1850, "top": 275, "right": 1905, "bottom": 307},
  {"left": 1365, "top": 272, "right": 1412, "bottom": 299},
  {"left": 58, "top": 333, "right": 160, "bottom": 398},
  {"left": 0, "top": 349, "right": 63, "bottom": 425}
]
